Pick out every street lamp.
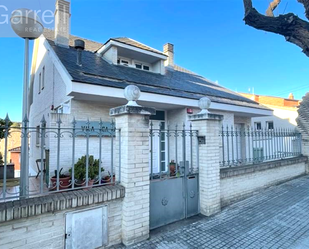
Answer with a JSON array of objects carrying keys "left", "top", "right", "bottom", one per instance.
[{"left": 10, "top": 9, "right": 43, "bottom": 198}]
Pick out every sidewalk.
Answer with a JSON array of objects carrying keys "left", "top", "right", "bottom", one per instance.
[{"left": 113, "top": 175, "right": 309, "bottom": 249}]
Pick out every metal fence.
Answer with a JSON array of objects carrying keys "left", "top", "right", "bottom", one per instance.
[
  {"left": 0, "top": 115, "right": 121, "bottom": 202},
  {"left": 220, "top": 126, "right": 302, "bottom": 168},
  {"left": 149, "top": 122, "right": 199, "bottom": 180}
]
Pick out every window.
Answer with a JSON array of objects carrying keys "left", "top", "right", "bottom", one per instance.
[
  {"left": 42, "top": 66, "right": 45, "bottom": 90},
  {"left": 266, "top": 121, "right": 274, "bottom": 130},
  {"left": 121, "top": 60, "right": 129, "bottom": 65},
  {"left": 135, "top": 63, "right": 142, "bottom": 69},
  {"left": 117, "top": 57, "right": 130, "bottom": 66},
  {"left": 254, "top": 122, "right": 262, "bottom": 130},
  {"left": 143, "top": 65, "right": 150, "bottom": 71},
  {"left": 39, "top": 73, "right": 42, "bottom": 94},
  {"left": 159, "top": 122, "right": 166, "bottom": 172}
]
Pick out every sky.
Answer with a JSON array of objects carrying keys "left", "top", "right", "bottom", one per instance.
[{"left": 1, "top": 0, "right": 309, "bottom": 121}]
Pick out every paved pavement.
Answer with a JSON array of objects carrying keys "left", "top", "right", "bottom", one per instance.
[{"left": 113, "top": 175, "right": 309, "bottom": 249}]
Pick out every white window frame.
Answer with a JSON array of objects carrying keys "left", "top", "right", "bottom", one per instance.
[
  {"left": 254, "top": 122, "right": 262, "bottom": 130},
  {"left": 149, "top": 110, "right": 167, "bottom": 173},
  {"left": 117, "top": 56, "right": 131, "bottom": 66},
  {"left": 133, "top": 60, "right": 151, "bottom": 72},
  {"left": 266, "top": 121, "right": 274, "bottom": 130}
]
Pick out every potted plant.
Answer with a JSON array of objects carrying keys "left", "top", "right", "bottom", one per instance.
[
  {"left": 169, "top": 160, "right": 176, "bottom": 176},
  {"left": 70, "top": 155, "right": 103, "bottom": 188},
  {"left": 50, "top": 168, "right": 71, "bottom": 190},
  {"left": 101, "top": 171, "right": 116, "bottom": 185}
]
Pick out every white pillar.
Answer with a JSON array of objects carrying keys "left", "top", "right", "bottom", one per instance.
[
  {"left": 189, "top": 112, "right": 223, "bottom": 216},
  {"left": 110, "top": 105, "right": 155, "bottom": 245}
]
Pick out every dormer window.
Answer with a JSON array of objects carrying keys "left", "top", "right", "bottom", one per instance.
[
  {"left": 134, "top": 61, "right": 150, "bottom": 71},
  {"left": 99, "top": 38, "right": 168, "bottom": 75},
  {"left": 118, "top": 57, "right": 131, "bottom": 66},
  {"left": 117, "top": 56, "right": 152, "bottom": 72}
]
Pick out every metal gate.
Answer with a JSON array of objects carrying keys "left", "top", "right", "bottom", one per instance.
[{"left": 149, "top": 122, "right": 199, "bottom": 230}]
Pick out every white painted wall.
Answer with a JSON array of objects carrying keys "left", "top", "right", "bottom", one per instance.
[
  {"left": 251, "top": 105, "right": 298, "bottom": 129},
  {"left": 221, "top": 160, "right": 306, "bottom": 206},
  {"left": 29, "top": 37, "right": 70, "bottom": 176},
  {"left": 102, "top": 46, "right": 118, "bottom": 64},
  {"left": 47, "top": 100, "right": 119, "bottom": 177},
  {"left": 0, "top": 199, "right": 122, "bottom": 249}
]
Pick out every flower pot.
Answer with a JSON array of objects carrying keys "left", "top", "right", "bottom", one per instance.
[
  {"left": 50, "top": 176, "right": 71, "bottom": 190},
  {"left": 169, "top": 163, "right": 176, "bottom": 176},
  {"left": 83, "top": 179, "right": 95, "bottom": 190},
  {"left": 101, "top": 175, "right": 116, "bottom": 185}
]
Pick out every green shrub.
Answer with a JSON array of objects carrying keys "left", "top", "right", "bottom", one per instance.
[{"left": 70, "top": 155, "right": 103, "bottom": 181}]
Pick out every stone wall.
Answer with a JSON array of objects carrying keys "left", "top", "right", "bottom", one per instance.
[{"left": 220, "top": 156, "right": 307, "bottom": 207}]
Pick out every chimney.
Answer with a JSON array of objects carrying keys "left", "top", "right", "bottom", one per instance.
[
  {"left": 74, "top": 39, "right": 85, "bottom": 66},
  {"left": 163, "top": 43, "right": 174, "bottom": 67},
  {"left": 288, "top": 93, "right": 294, "bottom": 100},
  {"left": 54, "top": 0, "right": 71, "bottom": 47}
]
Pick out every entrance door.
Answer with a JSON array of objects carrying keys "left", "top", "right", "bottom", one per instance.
[{"left": 149, "top": 124, "right": 199, "bottom": 230}]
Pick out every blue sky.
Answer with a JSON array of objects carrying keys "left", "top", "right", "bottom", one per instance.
[{"left": 1, "top": 0, "right": 309, "bottom": 121}]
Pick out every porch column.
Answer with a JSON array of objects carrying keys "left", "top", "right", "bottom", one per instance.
[
  {"left": 189, "top": 97, "right": 223, "bottom": 216},
  {"left": 110, "top": 88, "right": 156, "bottom": 245}
]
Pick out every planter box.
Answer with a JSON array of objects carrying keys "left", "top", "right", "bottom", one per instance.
[{"left": 0, "top": 164, "right": 15, "bottom": 179}]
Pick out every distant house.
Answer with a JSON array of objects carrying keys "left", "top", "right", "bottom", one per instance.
[
  {"left": 239, "top": 93, "right": 300, "bottom": 130},
  {"left": 0, "top": 124, "right": 21, "bottom": 173},
  {"left": 9, "top": 146, "right": 21, "bottom": 177},
  {"left": 28, "top": 0, "right": 272, "bottom": 176}
]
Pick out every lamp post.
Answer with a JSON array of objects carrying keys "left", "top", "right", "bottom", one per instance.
[{"left": 10, "top": 9, "right": 43, "bottom": 198}]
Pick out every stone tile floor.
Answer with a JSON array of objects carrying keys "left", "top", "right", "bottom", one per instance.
[{"left": 112, "top": 175, "right": 309, "bottom": 249}]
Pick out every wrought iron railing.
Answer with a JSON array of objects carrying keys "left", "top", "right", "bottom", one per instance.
[
  {"left": 0, "top": 114, "right": 121, "bottom": 202},
  {"left": 149, "top": 122, "right": 199, "bottom": 180},
  {"left": 220, "top": 126, "right": 302, "bottom": 168}
]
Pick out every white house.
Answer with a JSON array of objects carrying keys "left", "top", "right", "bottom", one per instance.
[
  {"left": 28, "top": 0, "right": 272, "bottom": 177},
  {"left": 239, "top": 93, "right": 300, "bottom": 130}
]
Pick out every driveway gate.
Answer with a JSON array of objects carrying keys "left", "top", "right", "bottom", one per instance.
[{"left": 149, "top": 122, "right": 200, "bottom": 229}]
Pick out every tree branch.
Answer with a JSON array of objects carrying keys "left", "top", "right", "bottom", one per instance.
[
  {"left": 266, "top": 0, "right": 281, "bottom": 17},
  {"left": 243, "top": 0, "right": 309, "bottom": 57},
  {"left": 297, "top": 0, "right": 309, "bottom": 20}
]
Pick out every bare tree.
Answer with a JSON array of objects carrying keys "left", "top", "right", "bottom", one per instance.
[{"left": 243, "top": 0, "right": 309, "bottom": 57}]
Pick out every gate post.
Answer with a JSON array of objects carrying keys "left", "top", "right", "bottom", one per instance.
[
  {"left": 189, "top": 97, "right": 223, "bottom": 216},
  {"left": 110, "top": 86, "right": 156, "bottom": 245}
]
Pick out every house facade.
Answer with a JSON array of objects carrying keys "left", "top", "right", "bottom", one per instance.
[
  {"left": 239, "top": 93, "right": 300, "bottom": 130},
  {"left": 1, "top": 1, "right": 307, "bottom": 248},
  {"left": 28, "top": 0, "right": 272, "bottom": 177}
]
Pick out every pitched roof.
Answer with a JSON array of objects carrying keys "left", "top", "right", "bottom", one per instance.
[
  {"left": 43, "top": 29, "right": 102, "bottom": 52},
  {"left": 42, "top": 30, "right": 269, "bottom": 111}
]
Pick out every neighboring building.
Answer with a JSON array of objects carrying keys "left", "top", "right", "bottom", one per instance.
[
  {"left": 9, "top": 146, "right": 21, "bottom": 177},
  {"left": 0, "top": 124, "right": 21, "bottom": 170},
  {"left": 239, "top": 93, "right": 300, "bottom": 130},
  {"left": 28, "top": 0, "right": 272, "bottom": 176}
]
